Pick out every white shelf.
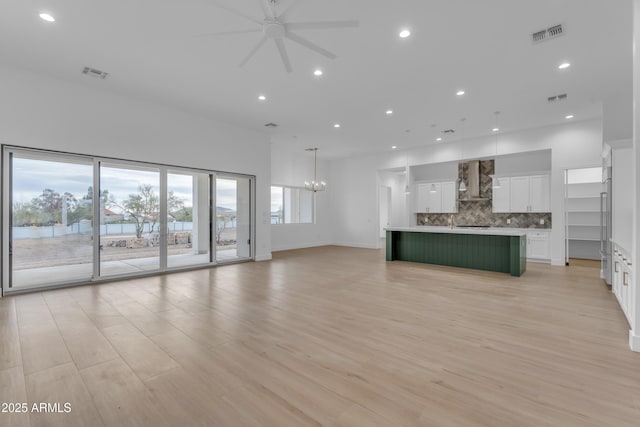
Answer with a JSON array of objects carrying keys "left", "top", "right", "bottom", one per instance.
[{"left": 566, "top": 183, "right": 600, "bottom": 260}]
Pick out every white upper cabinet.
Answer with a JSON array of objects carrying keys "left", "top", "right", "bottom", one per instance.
[
  {"left": 528, "top": 175, "right": 550, "bottom": 212},
  {"left": 426, "top": 183, "right": 442, "bottom": 213},
  {"left": 414, "top": 181, "right": 457, "bottom": 213},
  {"left": 508, "top": 174, "right": 550, "bottom": 213},
  {"left": 509, "top": 176, "right": 530, "bottom": 212},
  {"left": 440, "top": 181, "right": 457, "bottom": 213},
  {"left": 491, "top": 177, "right": 510, "bottom": 213}
]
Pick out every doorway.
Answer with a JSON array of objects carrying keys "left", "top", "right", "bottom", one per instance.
[{"left": 379, "top": 185, "right": 391, "bottom": 239}]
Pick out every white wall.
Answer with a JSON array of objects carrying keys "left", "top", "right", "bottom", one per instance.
[
  {"left": 613, "top": 147, "right": 633, "bottom": 254},
  {"left": 0, "top": 63, "right": 272, "bottom": 261},
  {"left": 630, "top": 0, "right": 640, "bottom": 352},
  {"left": 329, "top": 119, "right": 604, "bottom": 265},
  {"left": 270, "top": 145, "right": 331, "bottom": 251}
]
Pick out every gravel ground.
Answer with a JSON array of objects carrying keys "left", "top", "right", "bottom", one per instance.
[{"left": 11, "top": 229, "right": 237, "bottom": 270}]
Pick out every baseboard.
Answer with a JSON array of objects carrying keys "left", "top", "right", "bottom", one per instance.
[
  {"left": 630, "top": 330, "right": 640, "bottom": 352},
  {"left": 331, "top": 241, "right": 379, "bottom": 249},
  {"left": 271, "top": 241, "right": 331, "bottom": 252},
  {"left": 254, "top": 253, "right": 272, "bottom": 262},
  {"left": 527, "top": 258, "right": 551, "bottom": 264}
]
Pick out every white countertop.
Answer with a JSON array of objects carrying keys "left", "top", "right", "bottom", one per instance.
[{"left": 386, "top": 226, "right": 527, "bottom": 236}]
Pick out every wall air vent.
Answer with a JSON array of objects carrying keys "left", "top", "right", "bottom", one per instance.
[
  {"left": 531, "top": 23, "right": 566, "bottom": 44},
  {"left": 264, "top": 122, "right": 278, "bottom": 127},
  {"left": 82, "top": 66, "right": 109, "bottom": 79},
  {"left": 547, "top": 93, "right": 568, "bottom": 103}
]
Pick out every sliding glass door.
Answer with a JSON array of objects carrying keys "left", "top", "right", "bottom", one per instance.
[
  {"left": 5, "top": 152, "right": 94, "bottom": 289},
  {"left": 167, "top": 170, "right": 212, "bottom": 268},
  {"left": 2, "top": 146, "right": 254, "bottom": 293},
  {"left": 216, "top": 175, "right": 252, "bottom": 262},
  {"left": 99, "top": 163, "right": 161, "bottom": 276}
]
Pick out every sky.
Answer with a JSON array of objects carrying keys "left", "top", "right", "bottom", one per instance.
[{"left": 12, "top": 157, "right": 239, "bottom": 210}]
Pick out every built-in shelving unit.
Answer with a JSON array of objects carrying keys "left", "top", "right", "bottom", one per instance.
[{"left": 566, "top": 181, "right": 601, "bottom": 260}]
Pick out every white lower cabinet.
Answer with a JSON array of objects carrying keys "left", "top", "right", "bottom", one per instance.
[
  {"left": 612, "top": 244, "right": 633, "bottom": 326},
  {"left": 526, "top": 231, "right": 550, "bottom": 261}
]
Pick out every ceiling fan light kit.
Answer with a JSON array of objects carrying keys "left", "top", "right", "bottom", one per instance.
[{"left": 210, "top": 0, "right": 360, "bottom": 73}]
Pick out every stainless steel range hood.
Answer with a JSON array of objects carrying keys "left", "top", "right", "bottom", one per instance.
[
  {"left": 467, "top": 160, "right": 480, "bottom": 198},
  {"left": 459, "top": 159, "right": 490, "bottom": 201}
]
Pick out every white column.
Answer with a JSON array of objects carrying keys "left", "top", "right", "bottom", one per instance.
[
  {"left": 192, "top": 175, "right": 210, "bottom": 255},
  {"left": 236, "top": 178, "right": 251, "bottom": 258},
  {"left": 631, "top": 0, "right": 640, "bottom": 351}
]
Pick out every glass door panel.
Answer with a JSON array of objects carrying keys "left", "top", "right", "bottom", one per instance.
[
  {"left": 99, "top": 163, "right": 160, "bottom": 276},
  {"left": 9, "top": 154, "right": 94, "bottom": 289},
  {"left": 216, "top": 176, "right": 252, "bottom": 262},
  {"left": 167, "top": 171, "right": 212, "bottom": 268}
]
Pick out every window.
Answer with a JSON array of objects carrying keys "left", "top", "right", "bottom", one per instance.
[
  {"left": 2, "top": 146, "right": 255, "bottom": 293},
  {"left": 270, "top": 186, "right": 313, "bottom": 224}
]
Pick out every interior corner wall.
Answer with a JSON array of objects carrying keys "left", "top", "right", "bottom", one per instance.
[
  {"left": 328, "top": 119, "right": 604, "bottom": 260},
  {"left": 0, "top": 63, "right": 272, "bottom": 261},
  {"left": 270, "top": 145, "right": 331, "bottom": 251}
]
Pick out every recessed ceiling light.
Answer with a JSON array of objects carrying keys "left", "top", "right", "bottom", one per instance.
[
  {"left": 565, "top": 114, "right": 574, "bottom": 119},
  {"left": 492, "top": 128, "right": 500, "bottom": 132},
  {"left": 392, "top": 145, "right": 397, "bottom": 149},
  {"left": 386, "top": 110, "right": 393, "bottom": 115},
  {"left": 333, "top": 123, "right": 341, "bottom": 128},
  {"left": 258, "top": 95, "right": 267, "bottom": 101},
  {"left": 39, "top": 13, "right": 55, "bottom": 22},
  {"left": 399, "top": 29, "right": 411, "bottom": 38},
  {"left": 313, "top": 69, "right": 323, "bottom": 77},
  {"left": 436, "top": 137, "right": 442, "bottom": 142},
  {"left": 456, "top": 90, "right": 465, "bottom": 96},
  {"left": 558, "top": 62, "right": 571, "bottom": 69}
]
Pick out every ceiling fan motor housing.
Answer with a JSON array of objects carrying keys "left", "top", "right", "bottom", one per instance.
[{"left": 264, "top": 20, "right": 286, "bottom": 39}]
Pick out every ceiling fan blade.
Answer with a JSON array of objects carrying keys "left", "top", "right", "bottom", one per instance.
[
  {"left": 258, "top": 0, "right": 274, "bottom": 19},
  {"left": 278, "top": 0, "right": 302, "bottom": 21},
  {"left": 286, "top": 20, "right": 360, "bottom": 31},
  {"left": 285, "top": 31, "right": 337, "bottom": 59},
  {"left": 239, "top": 36, "right": 268, "bottom": 68},
  {"left": 211, "top": 1, "right": 263, "bottom": 26},
  {"left": 274, "top": 38, "right": 293, "bottom": 73},
  {"left": 200, "top": 29, "right": 263, "bottom": 37}
]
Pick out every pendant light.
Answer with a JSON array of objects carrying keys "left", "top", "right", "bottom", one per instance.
[
  {"left": 458, "top": 117, "right": 467, "bottom": 192},
  {"left": 404, "top": 152, "right": 411, "bottom": 194},
  {"left": 492, "top": 111, "right": 501, "bottom": 189},
  {"left": 304, "top": 148, "right": 326, "bottom": 192}
]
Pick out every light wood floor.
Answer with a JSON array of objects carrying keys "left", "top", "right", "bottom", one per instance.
[{"left": 1, "top": 246, "right": 639, "bottom": 426}]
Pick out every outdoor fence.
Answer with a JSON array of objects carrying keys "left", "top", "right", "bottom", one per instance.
[{"left": 12, "top": 221, "right": 197, "bottom": 239}]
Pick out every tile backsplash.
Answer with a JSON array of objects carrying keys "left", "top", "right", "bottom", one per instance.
[
  {"left": 417, "top": 205, "right": 552, "bottom": 228},
  {"left": 416, "top": 159, "right": 552, "bottom": 229}
]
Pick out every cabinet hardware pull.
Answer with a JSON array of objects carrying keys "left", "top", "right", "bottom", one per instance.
[
  {"left": 615, "top": 262, "right": 619, "bottom": 273},
  {"left": 623, "top": 272, "right": 629, "bottom": 286}
]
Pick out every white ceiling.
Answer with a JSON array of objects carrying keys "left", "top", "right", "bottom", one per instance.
[{"left": 0, "top": 0, "right": 632, "bottom": 158}]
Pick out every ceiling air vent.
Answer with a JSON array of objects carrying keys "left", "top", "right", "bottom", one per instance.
[
  {"left": 264, "top": 122, "right": 278, "bottom": 127},
  {"left": 442, "top": 129, "right": 455, "bottom": 134},
  {"left": 82, "top": 66, "right": 109, "bottom": 79},
  {"left": 547, "top": 93, "right": 568, "bottom": 103},
  {"left": 531, "top": 23, "right": 565, "bottom": 45}
]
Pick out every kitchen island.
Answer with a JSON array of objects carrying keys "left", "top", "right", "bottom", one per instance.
[{"left": 386, "top": 226, "right": 527, "bottom": 276}]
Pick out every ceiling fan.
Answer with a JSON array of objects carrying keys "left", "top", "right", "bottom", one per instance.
[{"left": 207, "top": 0, "right": 360, "bottom": 73}]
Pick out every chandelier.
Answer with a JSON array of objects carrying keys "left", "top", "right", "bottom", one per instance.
[{"left": 304, "top": 148, "right": 326, "bottom": 192}]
